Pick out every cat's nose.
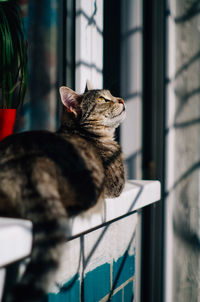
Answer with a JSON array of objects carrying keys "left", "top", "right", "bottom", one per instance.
[{"left": 118, "top": 98, "right": 125, "bottom": 105}]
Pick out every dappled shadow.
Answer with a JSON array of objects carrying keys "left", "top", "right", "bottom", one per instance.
[
  {"left": 80, "top": 229, "right": 136, "bottom": 302},
  {"left": 174, "top": 87, "right": 200, "bottom": 120},
  {"left": 172, "top": 181, "right": 199, "bottom": 249},
  {"left": 175, "top": 51, "right": 200, "bottom": 80},
  {"left": 165, "top": 13, "right": 200, "bottom": 294},
  {"left": 107, "top": 231, "right": 136, "bottom": 301},
  {"left": 1, "top": 181, "right": 144, "bottom": 301},
  {"left": 127, "top": 181, "right": 144, "bottom": 212},
  {"left": 165, "top": 161, "right": 200, "bottom": 197},
  {"left": 173, "top": 212, "right": 200, "bottom": 250},
  {"left": 165, "top": 116, "right": 200, "bottom": 134},
  {"left": 76, "top": 61, "right": 102, "bottom": 74},
  {"left": 80, "top": 182, "right": 143, "bottom": 267},
  {"left": 174, "top": 0, "right": 200, "bottom": 23},
  {"left": 77, "top": 181, "right": 144, "bottom": 301},
  {"left": 173, "top": 118, "right": 200, "bottom": 129},
  {"left": 125, "top": 151, "right": 141, "bottom": 179},
  {"left": 166, "top": 49, "right": 200, "bottom": 120},
  {"left": 76, "top": 7, "right": 103, "bottom": 36},
  {"left": 121, "top": 26, "right": 142, "bottom": 41}
]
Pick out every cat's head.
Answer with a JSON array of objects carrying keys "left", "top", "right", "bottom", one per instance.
[{"left": 59, "top": 86, "right": 126, "bottom": 136}]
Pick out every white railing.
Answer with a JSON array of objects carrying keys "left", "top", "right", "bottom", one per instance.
[{"left": 0, "top": 180, "right": 160, "bottom": 301}]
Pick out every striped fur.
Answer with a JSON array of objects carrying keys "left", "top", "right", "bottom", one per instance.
[{"left": 0, "top": 87, "right": 125, "bottom": 301}]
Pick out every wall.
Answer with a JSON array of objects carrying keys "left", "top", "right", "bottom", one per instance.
[
  {"left": 165, "top": 0, "right": 200, "bottom": 301},
  {"left": 120, "top": 0, "right": 143, "bottom": 179},
  {"left": 45, "top": 214, "right": 137, "bottom": 302},
  {"left": 75, "top": 0, "right": 103, "bottom": 92},
  {"left": 119, "top": 3, "right": 143, "bottom": 295}
]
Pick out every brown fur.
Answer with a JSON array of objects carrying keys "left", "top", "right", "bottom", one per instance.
[{"left": 0, "top": 87, "right": 125, "bottom": 301}]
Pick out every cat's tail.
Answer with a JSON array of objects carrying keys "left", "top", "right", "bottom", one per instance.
[{"left": 4, "top": 194, "right": 68, "bottom": 302}]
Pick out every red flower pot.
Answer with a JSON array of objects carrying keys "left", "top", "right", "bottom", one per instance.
[{"left": 0, "top": 109, "right": 16, "bottom": 141}]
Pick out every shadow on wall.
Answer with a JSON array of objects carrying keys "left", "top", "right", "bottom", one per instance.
[
  {"left": 44, "top": 182, "right": 144, "bottom": 302},
  {"left": 165, "top": 1, "right": 200, "bottom": 301}
]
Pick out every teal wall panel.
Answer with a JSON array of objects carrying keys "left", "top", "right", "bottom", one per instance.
[
  {"left": 46, "top": 251, "right": 135, "bottom": 302},
  {"left": 124, "top": 280, "right": 134, "bottom": 302},
  {"left": 47, "top": 274, "right": 80, "bottom": 302},
  {"left": 84, "top": 263, "right": 111, "bottom": 302},
  {"left": 110, "top": 289, "right": 123, "bottom": 301},
  {"left": 113, "top": 253, "right": 135, "bottom": 289}
]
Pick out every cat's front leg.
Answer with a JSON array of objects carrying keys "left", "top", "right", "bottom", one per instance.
[{"left": 103, "top": 151, "right": 125, "bottom": 198}]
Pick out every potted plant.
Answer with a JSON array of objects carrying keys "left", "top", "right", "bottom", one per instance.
[{"left": 0, "top": 0, "right": 27, "bottom": 140}]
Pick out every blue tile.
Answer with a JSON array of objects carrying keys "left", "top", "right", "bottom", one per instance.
[
  {"left": 113, "top": 252, "right": 135, "bottom": 288},
  {"left": 124, "top": 281, "right": 134, "bottom": 302},
  {"left": 47, "top": 274, "right": 80, "bottom": 302},
  {"left": 110, "top": 290, "right": 123, "bottom": 302},
  {"left": 84, "top": 263, "right": 110, "bottom": 302}
]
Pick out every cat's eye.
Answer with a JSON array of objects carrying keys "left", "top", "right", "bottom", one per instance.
[{"left": 98, "top": 96, "right": 109, "bottom": 103}]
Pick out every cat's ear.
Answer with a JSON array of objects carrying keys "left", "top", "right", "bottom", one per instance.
[
  {"left": 84, "top": 80, "right": 93, "bottom": 93},
  {"left": 59, "top": 86, "right": 80, "bottom": 117}
]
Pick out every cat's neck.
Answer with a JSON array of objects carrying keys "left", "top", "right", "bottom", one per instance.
[
  {"left": 57, "top": 124, "right": 117, "bottom": 150},
  {"left": 58, "top": 109, "right": 117, "bottom": 143}
]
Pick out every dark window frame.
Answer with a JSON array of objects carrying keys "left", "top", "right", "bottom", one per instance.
[
  {"left": 141, "top": 0, "right": 166, "bottom": 301},
  {"left": 103, "top": 0, "right": 121, "bottom": 142},
  {"left": 57, "top": 0, "right": 75, "bottom": 127}
]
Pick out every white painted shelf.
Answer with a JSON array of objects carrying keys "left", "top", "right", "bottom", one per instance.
[
  {"left": 0, "top": 180, "right": 160, "bottom": 267},
  {"left": 68, "top": 180, "right": 161, "bottom": 237},
  {"left": 0, "top": 218, "right": 32, "bottom": 268}
]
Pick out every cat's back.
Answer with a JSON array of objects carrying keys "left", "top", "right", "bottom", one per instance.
[
  {"left": 0, "top": 131, "right": 89, "bottom": 167},
  {"left": 0, "top": 131, "right": 70, "bottom": 161},
  {"left": 0, "top": 130, "right": 104, "bottom": 188},
  {"left": 0, "top": 130, "right": 105, "bottom": 216}
]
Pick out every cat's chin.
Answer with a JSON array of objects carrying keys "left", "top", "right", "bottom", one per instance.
[
  {"left": 113, "top": 109, "right": 126, "bottom": 125},
  {"left": 105, "top": 111, "right": 126, "bottom": 129},
  {"left": 120, "top": 108, "right": 126, "bottom": 121}
]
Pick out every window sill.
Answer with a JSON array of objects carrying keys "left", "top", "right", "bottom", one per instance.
[{"left": 0, "top": 180, "right": 160, "bottom": 267}]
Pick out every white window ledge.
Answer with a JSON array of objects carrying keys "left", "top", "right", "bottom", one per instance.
[
  {"left": 0, "top": 218, "right": 32, "bottom": 268},
  {"left": 68, "top": 180, "right": 160, "bottom": 238},
  {"left": 0, "top": 180, "right": 160, "bottom": 268}
]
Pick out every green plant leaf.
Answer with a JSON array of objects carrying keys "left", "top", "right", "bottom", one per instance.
[{"left": 0, "top": 0, "right": 28, "bottom": 108}]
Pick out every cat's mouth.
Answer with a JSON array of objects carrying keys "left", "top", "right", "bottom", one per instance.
[
  {"left": 103, "top": 104, "right": 126, "bottom": 128},
  {"left": 111, "top": 106, "right": 126, "bottom": 126},
  {"left": 116, "top": 104, "right": 126, "bottom": 117}
]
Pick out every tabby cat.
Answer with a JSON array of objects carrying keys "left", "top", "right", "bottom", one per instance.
[{"left": 0, "top": 87, "right": 125, "bottom": 301}]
